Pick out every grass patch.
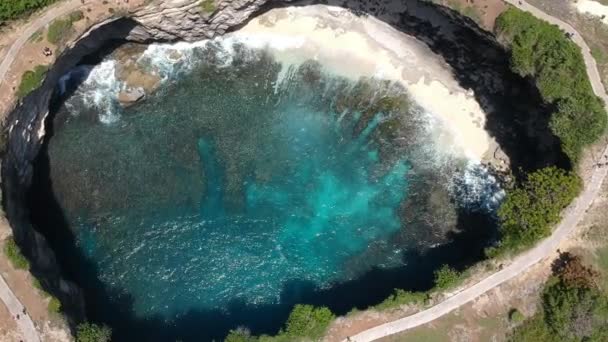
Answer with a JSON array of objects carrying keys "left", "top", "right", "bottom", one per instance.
[
  {"left": 29, "top": 29, "right": 43, "bottom": 43},
  {"left": 592, "top": 45, "right": 608, "bottom": 65},
  {"left": 17, "top": 64, "right": 48, "bottom": 98},
  {"left": 200, "top": 0, "right": 216, "bottom": 14},
  {"left": 47, "top": 10, "right": 83, "bottom": 45},
  {"left": 47, "top": 296, "right": 61, "bottom": 313},
  {"left": 4, "top": 237, "right": 29, "bottom": 270}
]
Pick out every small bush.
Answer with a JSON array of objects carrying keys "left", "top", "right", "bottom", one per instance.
[
  {"left": 200, "top": 0, "right": 216, "bottom": 14},
  {"left": 4, "top": 237, "right": 29, "bottom": 270},
  {"left": 47, "top": 296, "right": 61, "bottom": 313},
  {"left": 76, "top": 323, "right": 112, "bottom": 342},
  {"left": 284, "top": 304, "right": 335, "bottom": 339},
  {"left": 17, "top": 65, "right": 48, "bottom": 98},
  {"left": 68, "top": 10, "right": 84, "bottom": 22},
  {"left": 434, "top": 265, "right": 461, "bottom": 290},
  {"left": 509, "top": 308, "right": 525, "bottom": 324},
  {"left": 373, "top": 289, "right": 428, "bottom": 311}
]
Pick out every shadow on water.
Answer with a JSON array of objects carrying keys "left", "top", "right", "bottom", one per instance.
[{"left": 21, "top": 1, "right": 566, "bottom": 341}]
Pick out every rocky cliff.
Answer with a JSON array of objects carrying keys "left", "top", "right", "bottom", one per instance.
[{"left": 1, "top": 0, "right": 559, "bottom": 332}]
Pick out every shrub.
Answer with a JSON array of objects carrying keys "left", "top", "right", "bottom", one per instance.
[
  {"left": 284, "top": 304, "right": 335, "bottom": 339},
  {"left": 510, "top": 258, "right": 608, "bottom": 341},
  {"left": 0, "top": 0, "right": 58, "bottom": 21},
  {"left": 509, "top": 308, "right": 525, "bottom": 324},
  {"left": 17, "top": 65, "right": 48, "bottom": 98},
  {"left": 434, "top": 265, "right": 461, "bottom": 290},
  {"left": 373, "top": 289, "right": 428, "bottom": 311},
  {"left": 225, "top": 327, "right": 256, "bottom": 342},
  {"left": 47, "top": 296, "right": 61, "bottom": 313},
  {"left": 495, "top": 7, "right": 607, "bottom": 162},
  {"left": 489, "top": 167, "right": 581, "bottom": 256},
  {"left": 4, "top": 237, "right": 29, "bottom": 270},
  {"left": 76, "top": 323, "right": 112, "bottom": 342},
  {"left": 200, "top": 0, "right": 216, "bottom": 14}
]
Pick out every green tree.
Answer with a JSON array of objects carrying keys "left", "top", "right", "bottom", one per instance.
[
  {"left": 433, "top": 265, "right": 461, "bottom": 290},
  {"left": 76, "top": 323, "right": 112, "bottom": 342},
  {"left": 495, "top": 7, "right": 607, "bottom": 161},
  {"left": 493, "top": 167, "right": 581, "bottom": 254}
]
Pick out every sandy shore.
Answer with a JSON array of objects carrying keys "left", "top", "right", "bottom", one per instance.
[{"left": 232, "top": 5, "right": 492, "bottom": 161}]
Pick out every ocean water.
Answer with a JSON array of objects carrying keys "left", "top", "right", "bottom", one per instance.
[{"left": 44, "top": 39, "right": 502, "bottom": 338}]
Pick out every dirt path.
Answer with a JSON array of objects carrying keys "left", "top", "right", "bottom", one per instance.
[
  {"left": 0, "top": 0, "right": 83, "bottom": 87},
  {"left": 347, "top": 1, "right": 608, "bottom": 341}
]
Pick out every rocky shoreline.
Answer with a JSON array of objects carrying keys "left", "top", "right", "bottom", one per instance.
[{"left": 1, "top": 0, "right": 562, "bottom": 336}]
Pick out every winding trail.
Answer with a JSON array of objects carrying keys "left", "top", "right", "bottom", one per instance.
[
  {"left": 0, "top": 2, "right": 83, "bottom": 342},
  {"left": 347, "top": 1, "right": 608, "bottom": 341}
]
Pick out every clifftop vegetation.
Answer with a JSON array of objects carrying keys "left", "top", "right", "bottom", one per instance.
[
  {"left": 495, "top": 7, "right": 607, "bottom": 162},
  {"left": 0, "top": 0, "right": 57, "bottom": 22}
]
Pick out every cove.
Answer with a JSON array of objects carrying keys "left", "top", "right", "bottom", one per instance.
[{"left": 26, "top": 6, "right": 506, "bottom": 341}]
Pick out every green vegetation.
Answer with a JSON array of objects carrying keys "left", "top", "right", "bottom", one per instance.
[
  {"left": 495, "top": 7, "right": 607, "bottom": 161},
  {"left": 47, "top": 296, "right": 61, "bottom": 313},
  {"left": 76, "top": 323, "right": 112, "bottom": 342},
  {"left": 29, "top": 29, "right": 43, "bottom": 43},
  {"left": 373, "top": 289, "right": 429, "bottom": 311},
  {"left": 47, "top": 10, "right": 83, "bottom": 45},
  {"left": 509, "top": 308, "right": 525, "bottom": 324},
  {"left": 17, "top": 64, "right": 48, "bottom": 98},
  {"left": 224, "top": 304, "right": 335, "bottom": 341},
  {"left": 4, "top": 237, "right": 29, "bottom": 270},
  {"left": 510, "top": 254, "right": 608, "bottom": 341},
  {"left": 487, "top": 167, "right": 582, "bottom": 257},
  {"left": 0, "top": 0, "right": 57, "bottom": 21},
  {"left": 200, "top": 0, "right": 216, "bottom": 14},
  {"left": 433, "top": 265, "right": 462, "bottom": 290}
]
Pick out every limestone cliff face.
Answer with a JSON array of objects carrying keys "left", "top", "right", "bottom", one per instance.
[{"left": 132, "top": 0, "right": 274, "bottom": 41}]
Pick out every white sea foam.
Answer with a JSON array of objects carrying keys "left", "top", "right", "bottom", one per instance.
[{"left": 58, "top": 5, "right": 503, "bottom": 209}]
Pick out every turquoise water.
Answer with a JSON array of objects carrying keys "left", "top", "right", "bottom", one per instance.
[{"left": 47, "top": 42, "right": 499, "bottom": 327}]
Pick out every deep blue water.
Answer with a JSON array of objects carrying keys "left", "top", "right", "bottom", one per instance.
[{"left": 37, "top": 41, "right": 501, "bottom": 340}]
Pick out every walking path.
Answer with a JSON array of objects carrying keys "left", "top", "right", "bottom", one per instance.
[
  {"left": 0, "top": 2, "right": 84, "bottom": 341},
  {"left": 0, "top": 0, "right": 82, "bottom": 86},
  {"left": 347, "top": 1, "right": 608, "bottom": 341}
]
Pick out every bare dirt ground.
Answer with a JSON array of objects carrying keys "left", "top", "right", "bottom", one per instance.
[{"left": 432, "top": 0, "right": 508, "bottom": 30}]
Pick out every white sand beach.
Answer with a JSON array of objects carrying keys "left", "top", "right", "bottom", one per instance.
[{"left": 232, "top": 5, "right": 492, "bottom": 161}]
